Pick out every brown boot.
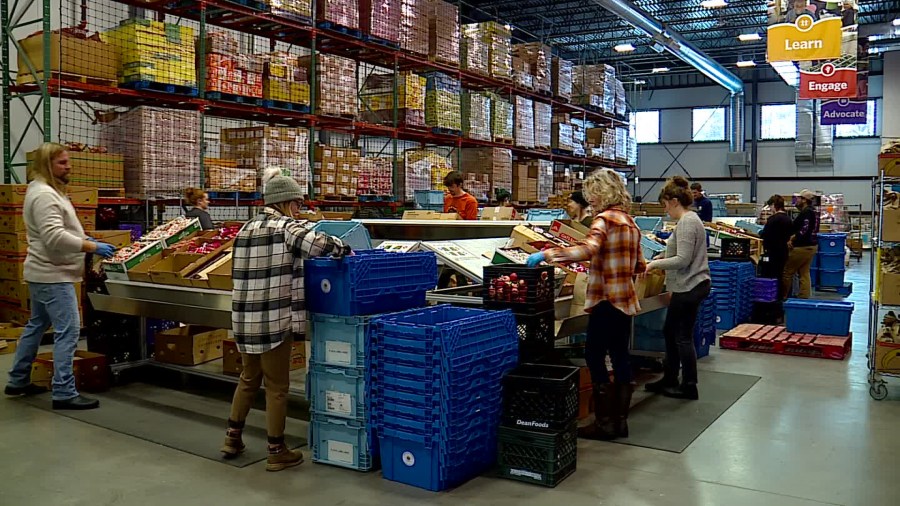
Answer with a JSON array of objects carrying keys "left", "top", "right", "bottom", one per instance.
[
  {"left": 221, "top": 422, "right": 246, "bottom": 459},
  {"left": 578, "top": 383, "right": 618, "bottom": 440},
  {"left": 614, "top": 382, "right": 634, "bottom": 438},
  {"left": 266, "top": 442, "right": 303, "bottom": 472}
]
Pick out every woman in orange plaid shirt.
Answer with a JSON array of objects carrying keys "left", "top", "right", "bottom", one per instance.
[{"left": 527, "top": 169, "right": 646, "bottom": 440}]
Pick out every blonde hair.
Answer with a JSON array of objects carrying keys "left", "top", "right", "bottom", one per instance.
[
  {"left": 28, "top": 142, "right": 68, "bottom": 195},
  {"left": 184, "top": 187, "right": 207, "bottom": 206},
  {"left": 583, "top": 168, "right": 631, "bottom": 211}
]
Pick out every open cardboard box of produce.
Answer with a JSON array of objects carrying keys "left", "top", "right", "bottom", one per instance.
[
  {"left": 190, "top": 251, "right": 233, "bottom": 289},
  {"left": 206, "top": 255, "right": 233, "bottom": 291},
  {"left": 148, "top": 253, "right": 205, "bottom": 286},
  {"left": 103, "top": 241, "right": 164, "bottom": 281}
]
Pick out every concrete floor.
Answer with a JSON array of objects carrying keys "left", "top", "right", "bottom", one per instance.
[{"left": 2, "top": 256, "right": 899, "bottom": 506}]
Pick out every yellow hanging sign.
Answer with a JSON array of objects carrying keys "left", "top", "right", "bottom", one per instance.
[{"left": 767, "top": 15, "right": 842, "bottom": 62}]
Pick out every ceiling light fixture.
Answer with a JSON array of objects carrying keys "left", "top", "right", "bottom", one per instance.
[
  {"left": 634, "top": 79, "right": 647, "bottom": 85},
  {"left": 738, "top": 33, "right": 761, "bottom": 42},
  {"left": 893, "top": 18, "right": 900, "bottom": 26},
  {"left": 614, "top": 43, "right": 636, "bottom": 53},
  {"left": 700, "top": 0, "right": 728, "bottom": 8},
  {"left": 736, "top": 60, "right": 756, "bottom": 67},
  {"left": 651, "top": 67, "right": 670, "bottom": 73}
]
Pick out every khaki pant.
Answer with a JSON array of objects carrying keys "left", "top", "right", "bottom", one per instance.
[
  {"left": 229, "top": 338, "right": 292, "bottom": 438},
  {"left": 782, "top": 246, "right": 817, "bottom": 299}
]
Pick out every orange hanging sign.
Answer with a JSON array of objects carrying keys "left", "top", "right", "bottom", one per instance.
[{"left": 767, "top": 15, "right": 842, "bottom": 62}]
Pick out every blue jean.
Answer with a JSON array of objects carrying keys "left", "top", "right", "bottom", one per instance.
[
  {"left": 586, "top": 301, "right": 633, "bottom": 384},
  {"left": 7, "top": 283, "right": 81, "bottom": 400}
]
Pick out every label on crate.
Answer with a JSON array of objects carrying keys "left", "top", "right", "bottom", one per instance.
[
  {"left": 509, "top": 468, "right": 543, "bottom": 481},
  {"left": 325, "top": 341, "right": 352, "bottom": 366},
  {"left": 325, "top": 390, "right": 352, "bottom": 416},
  {"left": 327, "top": 440, "right": 354, "bottom": 465},
  {"left": 515, "top": 419, "right": 550, "bottom": 429}
]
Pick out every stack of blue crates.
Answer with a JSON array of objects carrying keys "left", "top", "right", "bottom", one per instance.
[
  {"left": 370, "top": 305, "right": 519, "bottom": 491},
  {"left": 710, "top": 261, "right": 755, "bottom": 330},
  {"left": 752, "top": 278, "right": 779, "bottom": 303},
  {"left": 304, "top": 250, "right": 438, "bottom": 472},
  {"left": 694, "top": 290, "right": 717, "bottom": 358},
  {"left": 816, "top": 233, "right": 847, "bottom": 288}
]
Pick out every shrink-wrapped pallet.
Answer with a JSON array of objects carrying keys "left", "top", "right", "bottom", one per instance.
[
  {"left": 460, "top": 147, "right": 512, "bottom": 196},
  {"left": 399, "top": 0, "right": 428, "bottom": 56},
  {"left": 221, "top": 126, "right": 310, "bottom": 193},
  {"left": 461, "top": 91, "right": 491, "bottom": 141},
  {"left": 424, "top": 72, "right": 461, "bottom": 131},
  {"left": 360, "top": 71, "right": 426, "bottom": 126},
  {"left": 461, "top": 24, "right": 489, "bottom": 75},
  {"left": 266, "top": 0, "right": 312, "bottom": 21},
  {"left": 490, "top": 93, "right": 513, "bottom": 142},
  {"left": 299, "top": 54, "right": 357, "bottom": 117},
  {"left": 534, "top": 101, "right": 552, "bottom": 150},
  {"left": 104, "top": 19, "right": 195, "bottom": 88},
  {"left": 358, "top": 157, "right": 393, "bottom": 195},
  {"left": 400, "top": 149, "right": 451, "bottom": 201},
  {"left": 574, "top": 64, "right": 616, "bottom": 114},
  {"left": 204, "top": 31, "right": 264, "bottom": 98},
  {"left": 514, "top": 95, "right": 535, "bottom": 149},
  {"left": 482, "top": 21, "right": 511, "bottom": 80},
  {"left": 316, "top": 0, "right": 359, "bottom": 29},
  {"left": 427, "top": 0, "right": 459, "bottom": 66},
  {"left": 512, "top": 42, "right": 551, "bottom": 94},
  {"left": 261, "top": 52, "right": 310, "bottom": 105},
  {"left": 552, "top": 57, "right": 573, "bottom": 101},
  {"left": 360, "top": 0, "right": 401, "bottom": 43}
]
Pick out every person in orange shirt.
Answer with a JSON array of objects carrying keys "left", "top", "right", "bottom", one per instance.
[{"left": 443, "top": 171, "right": 479, "bottom": 220}]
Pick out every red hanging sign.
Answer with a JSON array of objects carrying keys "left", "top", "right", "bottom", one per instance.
[{"left": 799, "top": 62, "right": 857, "bottom": 99}]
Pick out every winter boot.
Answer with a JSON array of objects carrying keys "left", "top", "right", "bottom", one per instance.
[
  {"left": 221, "top": 419, "right": 246, "bottom": 459},
  {"left": 266, "top": 437, "right": 303, "bottom": 472},
  {"left": 578, "top": 383, "right": 618, "bottom": 440},
  {"left": 615, "top": 382, "right": 634, "bottom": 438}
]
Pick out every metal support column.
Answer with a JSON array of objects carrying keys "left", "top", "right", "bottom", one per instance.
[{"left": 750, "top": 70, "right": 759, "bottom": 203}]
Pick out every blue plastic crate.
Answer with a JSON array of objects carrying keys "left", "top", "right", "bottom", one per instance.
[
  {"left": 414, "top": 190, "right": 445, "bottom": 206},
  {"left": 816, "top": 253, "right": 844, "bottom": 271},
  {"left": 310, "top": 414, "right": 377, "bottom": 471},
  {"left": 811, "top": 267, "right": 820, "bottom": 287},
  {"left": 811, "top": 253, "right": 819, "bottom": 269},
  {"left": 818, "top": 233, "right": 846, "bottom": 254},
  {"left": 310, "top": 314, "right": 371, "bottom": 368},
  {"left": 525, "top": 209, "right": 569, "bottom": 222},
  {"left": 305, "top": 250, "right": 437, "bottom": 316},
  {"left": 634, "top": 216, "right": 662, "bottom": 231},
  {"left": 716, "top": 307, "right": 739, "bottom": 330},
  {"left": 783, "top": 299, "right": 853, "bottom": 336},
  {"left": 312, "top": 221, "right": 373, "bottom": 251},
  {"left": 308, "top": 363, "right": 367, "bottom": 420},
  {"left": 379, "top": 433, "right": 496, "bottom": 491},
  {"left": 641, "top": 236, "right": 666, "bottom": 260},
  {"left": 818, "top": 269, "right": 845, "bottom": 288}
]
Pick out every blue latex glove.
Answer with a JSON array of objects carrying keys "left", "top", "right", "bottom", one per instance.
[
  {"left": 526, "top": 252, "right": 546, "bottom": 268},
  {"left": 86, "top": 236, "right": 97, "bottom": 243},
  {"left": 94, "top": 242, "right": 117, "bottom": 259}
]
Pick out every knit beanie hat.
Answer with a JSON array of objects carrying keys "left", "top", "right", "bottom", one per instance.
[{"left": 262, "top": 168, "right": 305, "bottom": 205}]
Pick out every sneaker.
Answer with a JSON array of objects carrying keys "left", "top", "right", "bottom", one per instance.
[
  {"left": 662, "top": 384, "right": 699, "bottom": 400},
  {"left": 4, "top": 383, "right": 47, "bottom": 397},
  {"left": 266, "top": 446, "right": 303, "bottom": 472},
  {"left": 52, "top": 395, "right": 100, "bottom": 410},
  {"left": 221, "top": 432, "right": 246, "bottom": 459}
]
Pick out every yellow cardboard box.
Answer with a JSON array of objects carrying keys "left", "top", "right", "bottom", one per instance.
[{"left": 16, "top": 31, "right": 117, "bottom": 84}]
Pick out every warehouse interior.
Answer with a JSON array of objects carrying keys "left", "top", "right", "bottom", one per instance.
[{"left": 2, "top": 0, "right": 900, "bottom": 505}]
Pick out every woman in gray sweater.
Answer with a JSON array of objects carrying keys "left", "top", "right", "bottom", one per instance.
[{"left": 645, "top": 176, "right": 711, "bottom": 400}]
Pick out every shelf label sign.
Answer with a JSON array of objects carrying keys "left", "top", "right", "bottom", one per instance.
[
  {"left": 800, "top": 62, "right": 857, "bottom": 99},
  {"left": 820, "top": 99, "right": 867, "bottom": 125},
  {"left": 767, "top": 15, "right": 842, "bottom": 62}
]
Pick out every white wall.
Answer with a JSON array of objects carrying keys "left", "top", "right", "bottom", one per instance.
[{"left": 631, "top": 76, "right": 884, "bottom": 210}]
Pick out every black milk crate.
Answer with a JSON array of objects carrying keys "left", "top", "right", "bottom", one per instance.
[
  {"left": 751, "top": 300, "right": 784, "bottom": 325},
  {"left": 483, "top": 265, "right": 555, "bottom": 312},
  {"left": 721, "top": 237, "right": 752, "bottom": 261},
  {"left": 497, "top": 421, "right": 577, "bottom": 488},
  {"left": 514, "top": 310, "right": 556, "bottom": 363},
  {"left": 502, "top": 363, "right": 579, "bottom": 432}
]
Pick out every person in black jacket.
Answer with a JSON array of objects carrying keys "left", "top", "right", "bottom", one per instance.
[
  {"left": 690, "top": 183, "right": 713, "bottom": 223},
  {"left": 183, "top": 188, "right": 214, "bottom": 230},
  {"left": 782, "top": 190, "right": 820, "bottom": 299},
  {"left": 760, "top": 195, "right": 793, "bottom": 299}
]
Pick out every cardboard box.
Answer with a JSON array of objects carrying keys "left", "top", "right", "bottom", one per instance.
[
  {"left": 881, "top": 271, "right": 900, "bottom": 306},
  {"left": 875, "top": 341, "right": 900, "bottom": 373},
  {"left": 223, "top": 338, "right": 305, "bottom": 375},
  {"left": 148, "top": 253, "right": 206, "bottom": 286},
  {"left": 549, "top": 219, "right": 590, "bottom": 245},
  {"left": 481, "top": 206, "right": 517, "bottom": 221},
  {"left": 882, "top": 207, "right": 900, "bottom": 243},
  {"left": 207, "top": 256, "right": 234, "bottom": 290},
  {"left": 16, "top": 31, "right": 117, "bottom": 84},
  {"left": 879, "top": 154, "right": 900, "bottom": 177},
  {"left": 77, "top": 209, "right": 96, "bottom": 231},
  {"left": 0, "top": 208, "right": 25, "bottom": 233},
  {"left": 0, "top": 256, "right": 25, "bottom": 281},
  {"left": 401, "top": 210, "right": 459, "bottom": 220},
  {"left": 66, "top": 186, "right": 99, "bottom": 207},
  {"left": 86, "top": 230, "right": 132, "bottom": 249},
  {"left": 103, "top": 241, "right": 163, "bottom": 281},
  {"left": 509, "top": 224, "right": 551, "bottom": 249},
  {"left": 31, "top": 350, "right": 109, "bottom": 392},
  {"left": 0, "top": 232, "right": 28, "bottom": 256},
  {"left": 0, "top": 322, "right": 24, "bottom": 339},
  {"left": 0, "top": 338, "right": 16, "bottom": 355},
  {"left": 154, "top": 326, "right": 227, "bottom": 365},
  {"left": 190, "top": 252, "right": 233, "bottom": 289}
]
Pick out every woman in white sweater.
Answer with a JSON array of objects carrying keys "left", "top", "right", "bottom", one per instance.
[
  {"left": 645, "top": 176, "right": 711, "bottom": 400},
  {"left": 4, "top": 143, "right": 116, "bottom": 410}
]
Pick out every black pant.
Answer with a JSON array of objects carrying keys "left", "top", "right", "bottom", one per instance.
[
  {"left": 663, "top": 280, "right": 711, "bottom": 386},
  {"left": 586, "top": 301, "right": 633, "bottom": 384}
]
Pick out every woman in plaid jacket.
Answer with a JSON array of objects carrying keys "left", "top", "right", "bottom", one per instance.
[{"left": 221, "top": 169, "right": 345, "bottom": 471}]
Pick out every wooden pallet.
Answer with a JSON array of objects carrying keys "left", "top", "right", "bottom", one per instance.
[
  {"left": 16, "top": 71, "right": 116, "bottom": 87},
  {"left": 493, "top": 137, "right": 514, "bottom": 145},
  {"left": 720, "top": 324, "right": 851, "bottom": 360}
]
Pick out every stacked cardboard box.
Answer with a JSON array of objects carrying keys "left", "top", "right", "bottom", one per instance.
[
  {"left": 220, "top": 126, "right": 311, "bottom": 193},
  {"left": 262, "top": 52, "right": 310, "bottom": 106},
  {"left": 572, "top": 123, "right": 586, "bottom": 157},
  {"left": 266, "top": 0, "right": 313, "bottom": 20},
  {"left": 360, "top": 0, "right": 401, "bottom": 43},
  {"left": 204, "top": 158, "right": 256, "bottom": 192},
  {"left": 535, "top": 159, "right": 554, "bottom": 202},
  {"left": 514, "top": 95, "right": 535, "bottom": 148},
  {"left": 615, "top": 79, "right": 627, "bottom": 118},
  {"left": 399, "top": 0, "right": 428, "bottom": 56},
  {"left": 16, "top": 30, "right": 117, "bottom": 86},
  {"left": 512, "top": 42, "right": 551, "bottom": 94},
  {"left": 104, "top": 18, "right": 195, "bottom": 88},
  {"left": 428, "top": 0, "right": 460, "bottom": 66},
  {"left": 461, "top": 24, "right": 489, "bottom": 75},
  {"left": 482, "top": 21, "right": 512, "bottom": 81},
  {"left": 460, "top": 148, "right": 512, "bottom": 196},
  {"left": 490, "top": 93, "right": 514, "bottom": 142},
  {"left": 512, "top": 57, "right": 533, "bottom": 90},
  {"left": 313, "top": 144, "right": 361, "bottom": 197},
  {"left": 424, "top": 72, "right": 461, "bottom": 131},
  {"left": 574, "top": 64, "right": 617, "bottom": 114},
  {"left": 552, "top": 120, "right": 575, "bottom": 152},
  {"left": 400, "top": 149, "right": 451, "bottom": 200},
  {"left": 463, "top": 173, "right": 491, "bottom": 201},
  {"left": 359, "top": 71, "right": 426, "bottom": 127},
  {"left": 100, "top": 107, "right": 200, "bottom": 197},
  {"left": 534, "top": 101, "right": 552, "bottom": 150},
  {"left": 513, "top": 159, "right": 539, "bottom": 202},
  {"left": 615, "top": 127, "right": 628, "bottom": 163},
  {"left": 461, "top": 91, "right": 491, "bottom": 141},
  {"left": 358, "top": 157, "right": 393, "bottom": 196},
  {"left": 552, "top": 57, "right": 573, "bottom": 101},
  {"left": 300, "top": 54, "right": 357, "bottom": 117},
  {"left": 204, "top": 31, "right": 263, "bottom": 98},
  {"left": 586, "top": 127, "right": 615, "bottom": 160},
  {"left": 554, "top": 167, "right": 581, "bottom": 194},
  {"left": 316, "top": 0, "right": 359, "bottom": 29},
  {"left": 27, "top": 149, "right": 124, "bottom": 190}
]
